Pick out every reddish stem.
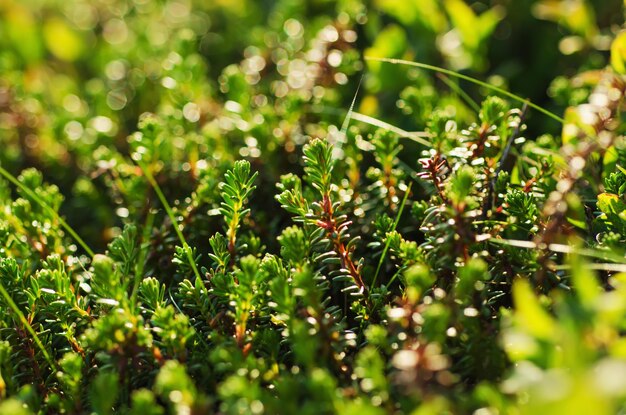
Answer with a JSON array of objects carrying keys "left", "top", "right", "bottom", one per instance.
[{"left": 317, "top": 194, "right": 368, "bottom": 294}]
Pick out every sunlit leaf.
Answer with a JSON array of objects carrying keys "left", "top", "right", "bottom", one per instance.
[
  {"left": 365, "top": 25, "right": 407, "bottom": 71},
  {"left": 533, "top": 0, "right": 597, "bottom": 40},
  {"left": 611, "top": 31, "right": 626, "bottom": 74},
  {"left": 5, "top": 5, "right": 42, "bottom": 63},
  {"left": 562, "top": 106, "right": 596, "bottom": 145},
  {"left": 569, "top": 251, "right": 600, "bottom": 308},
  {"left": 512, "top": 279, "right": 556, "bottom": 341},
  {"left": 444, "top": 0, "right": 479, "bottom": 50},
  {"left": 597, "top": 193, "right": 626, "bottom": 215},
  {"left": 43, "top": 17, "right": 85, "bottom": 62},
  {"left": 375, "top": 0, "right": 446, "bottom": 33},
  {"left": 364, "top": 25, "right": 408, "bottom": 91}
]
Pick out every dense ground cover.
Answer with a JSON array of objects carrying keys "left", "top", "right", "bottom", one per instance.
[{"left": 1, "top": 0, "right": 626, "bottom": 413}]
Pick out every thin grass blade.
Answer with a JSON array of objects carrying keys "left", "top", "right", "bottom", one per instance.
[
  {"left": 365, "top": 56, "right": 565, "bottom": 124},
  {"left": 0, "top": 165, "right": 95, "bottom": 258}
]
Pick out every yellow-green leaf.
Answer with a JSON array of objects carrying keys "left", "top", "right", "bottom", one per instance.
[
  {"left": 43, "top": 17, "right": 85, "bottom": 62},
  {"left": 512, "top": 279, "right": 556, "bottom": 340},
  {"left": 5, "top": 5, "right": 43, "bottom": 63},
  {"left": 565, "top": 193, "right": 587, "bottom": 230},
  {"left": 444, "top": 0, "right": 479, "bottom": 50},
  {"left": 569, "top": 252, "right": 599, "bottom": 308},
  {"left": 375, "top": 0, "right": 446, "bottom": 33},
  {"left": 611, "top": 31, "right": 626, "bottom": 75},
  {"left": 603, "top": 146, "right": 618, "bottom": 174},
  {"left": 478, "top": 6, "right": 506, "bottom": 42},
  {"left": 597, "top": 193, "right": 626, "bottom": 215},
  {"left": 365, "top": 25, "right": 407, "bottom": 65},
  {"left": 561, "top": 106, "right": 596, "bottom": 145},
  {"left": 365, "top": 25, "right": 408, "bottom": 92}
]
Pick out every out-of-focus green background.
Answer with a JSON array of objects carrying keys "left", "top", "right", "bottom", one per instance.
[{"left": 0, "top": 0, "right": 623, "bottom": 247}]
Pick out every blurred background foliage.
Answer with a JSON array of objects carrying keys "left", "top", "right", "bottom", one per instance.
[{"left": 1, "top": 1, "right": 623, "bottom": 249}]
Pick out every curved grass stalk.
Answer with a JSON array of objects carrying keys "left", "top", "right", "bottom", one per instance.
[
  {"left": 554, "top": 263, "right": 626, "bottom": 272},
  {"left": 351, "top": 112, "right": 432, "bottom": 147},
  {"left": 130, "top": 208, "right": 155, "bottom": 309},
  {"left": 332, "top": 75, "right": 364, "bottom": 160},
  {"left": 0, "top": 283, "right": 58, "bottom": 371},
  {"left": 307, "top": 105, "right": 433, "bottom": 147},
  {"left": 365, "top": 56, "right": 566, "bottom": 125},
  {"left": 370, "top": 182, "right": 413, "bottom": 293},
  {"left": 135, "top": 160, "right": 202, "bottom": 282},
  {"left": 0, "top": 165, "right": 95, "bottom": 258},
  {"left": 436, "top": 73, "right": 481, "bottom": 113},
  {"left": 489, "top": 237, "right": 626, "bottom": 264}
]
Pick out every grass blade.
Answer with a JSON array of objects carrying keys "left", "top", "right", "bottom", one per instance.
[
  {"left": 370, "top": 182, "right": 413, "bottom": 293},
  {"left": 489, "top": 237, "right": 626, "bottom": 264},
  {"left": 554, "top": 263, "right": 626, "bottom": 273},
  {"left": 436, "top": 73, "right": 481, "bottom": 113},
  {"left": 0, "top": 282, "right": 58, "bottom": 371},
  {"left": 307, "top": 105, "right": 433, "bottom": 147},
  {"left": 351, "top": 112, "right": 433, "bottom": 147},
  {"left": 365, "top": 56, "right": 566, "bottom": 124},
  {"left": 0, "top": 165, "right": 95, "bottom": 258},
  {"left": 130, "top": 208, "right": 156, "bottom": 309},
  {"left": 332, "top": 74, "right": 364, "bottom": 159},
  {"left": 135, "top": 160, "right": 202, "bottom": 282}
]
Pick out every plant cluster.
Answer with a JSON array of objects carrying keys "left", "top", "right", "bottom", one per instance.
[{"left": 1, "top": 0, "right": 626, "bottom": 414}]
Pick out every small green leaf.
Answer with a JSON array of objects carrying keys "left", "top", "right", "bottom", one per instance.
[
  {"left": 444, "top": 0, "right": 480, "bottom": 50},
  {"left": 375, "top": 0, "right": 446, "bottom": 33},
  {"left": 611, "top": 31, "right": 626, "bottom": 74},
  {"left": 598, "top": 193, "right": 626, "bottom": 215},
  {"left": 512, "top": 279, "right": 556, "bottom": 340},
  {"left": 43, "top": 17, "right": 85, "bottom": 62},
  {"left": 569, "top": 252, "right": 599, "bottom": 308},
  {"left": 565, "top": 193, "right": 587, "bottom": 230},
  {"left": 90, "top": 371, "right": 119, "bottom": 415},
  {"left": 404, "top": 264, "right": 434, "bottom": 302}
]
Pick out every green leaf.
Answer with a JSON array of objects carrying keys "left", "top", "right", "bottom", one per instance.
[
  {"left": 597, "top": 193, "right": 626, "bottom": 215},
  {"left": 456, "top": 258, "right": 489, "bottom": 300},
  {"left": 533, "top": 0, "right": 598, "bottom": 40},
  {"left": 404, "top": 264, "right": 434, "bottom": 302},
  {"left": 374, "top": 0, "right": 446, "bottom": 33},
  {"left": 43, "top": 17, "right": 85, "bottom": 62},
  {"left": 562, "top": 106, "right": 596, "bottom": 145},
  {"left": 611, "top": 31, "right": 626, "bottom": 74},
  {"left": 365, "top": 25, "right": 408, "bottom": 91},
  {"left": 448, "top": 164, "right": 475, "bottom": 205},
  {"left": 478, "top": 6, "right": 506, "bottom": 40},
  {"left": 444, "top": 0, "right": 480, "bottom": 50},
  {"left": 90, "top": 371, "right": 119, "bottom": 415},
  {"left": 512, "top": 279, "right": 556, "bottom": 341},
  {"left": 0, "top": 399, "right": 33, "bottom": 415},
  {"left": 565, "top": 193, "right": 587, "bottom": 230},
  {"left": 5, "top": 5, "right": 43, "bottom": 64},
  {"left": 365, "top": 25, "right": 407, "bottom": 62},
  {"left": 129, "top": 390, "right": 164, "bottom": 415},
  {"left": 569, "top": 252, "right": 600, "bottom": 308}
]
